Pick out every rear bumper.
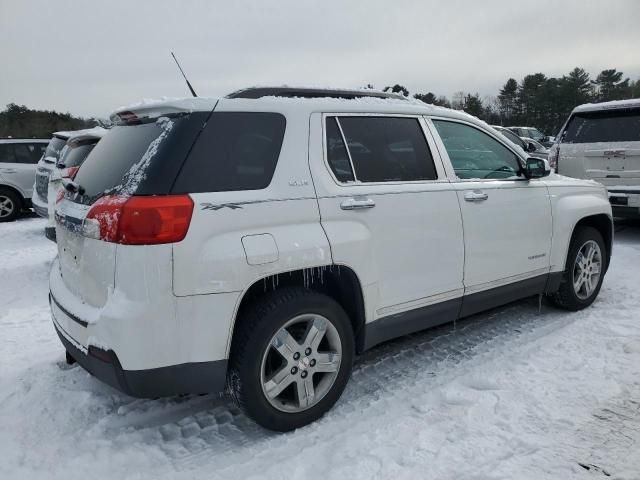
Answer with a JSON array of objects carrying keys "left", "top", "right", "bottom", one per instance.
[
  {"left": 51, "top": 294, "right": 228, "bottom": 397},
  {"left": 608, "top": 189, "right": 640, "bottom": 218},
  {"left": 31, "top": 192, "right": 48, "bottom": 218}
]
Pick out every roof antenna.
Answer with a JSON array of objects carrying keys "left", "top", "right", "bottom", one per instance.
[{"left": 171, "top": 51, "right": 197, "bottom": 97}]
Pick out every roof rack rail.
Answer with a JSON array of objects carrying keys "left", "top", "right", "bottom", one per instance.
[{"left": 225, "top": 87, "right": 408, "bottom": 101}]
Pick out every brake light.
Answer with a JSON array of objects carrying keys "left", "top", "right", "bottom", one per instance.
[
  {"left": 83, "top": 195, "right": 193, "bottom": 245},
  {"left": 56, "top": 189, "right": 65, "bottom": 204},
  {"left": 62, "top": 166, "right": 79, "bottom": 179}
]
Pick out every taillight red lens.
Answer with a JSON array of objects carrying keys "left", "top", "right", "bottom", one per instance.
[
  {"left": 84, "top": 195, "right": 193, "bottom": 245},
  {"left": 62, "top": 166, "right": 80, "bottom": 179}
]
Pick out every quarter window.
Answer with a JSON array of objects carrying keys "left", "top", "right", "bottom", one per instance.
[
  {"left": 326, "top": 116, "right": 437, "bottom": 183},
  {"left": 173, "top": 112, "right": 286, "bottom": 193},
  {"left": 0, "top": 144, "right": 16, "bottom": 163},
  {"left": 433, "top": 120, "right": 522, "bottom": 179}
]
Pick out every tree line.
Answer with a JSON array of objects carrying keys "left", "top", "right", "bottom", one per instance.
[
  {"left": 2, "top": 67, "right": 639, "bottom": 138},
  {"left": 383, "top": 67, "right": 640, "bottom": 135},
  {"left": 0, "top": 103, "right": 98, "bottom": 139}
]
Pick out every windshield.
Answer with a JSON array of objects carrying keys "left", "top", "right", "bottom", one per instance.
[
  {"left": 524, "top": 128, "right": 545, "bottom": 141},
  {"left": 58, "top": 141, "right": 98, "bottom": 168}
]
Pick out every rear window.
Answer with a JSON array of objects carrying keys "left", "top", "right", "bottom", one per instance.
[
  {"left": 72, "top": 113, "right": 209, "bottom": 204},
  {"left": 562, "top": 109, "right": 640, "bottom": 143},
  {"left": 58, "top": 141, "right": 98, "bottom": 168},
  {"left": 172, "top": 112, "right": 286, "bottom": 193},
  {"left": 44, "top": 137, "right": 68, "bottom": 162}
]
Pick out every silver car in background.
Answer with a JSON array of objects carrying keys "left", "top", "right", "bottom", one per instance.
[
  {"left": 45, "top": 128, "right": 106, "bottom": 240},
  {"left": 32, "top": 132, "right": 71, "bottom": 218},
  {"left": 0, "top": 138, "right": 48, "bottom": 221}
]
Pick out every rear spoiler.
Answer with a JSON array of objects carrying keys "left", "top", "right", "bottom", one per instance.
[{"left": 110, "top": 98, "right": 218, "bottom": 125}]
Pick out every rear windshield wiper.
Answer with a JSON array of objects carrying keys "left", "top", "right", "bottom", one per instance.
[{"left": 63, "top": 179, "right": 85, "bottom": 195}]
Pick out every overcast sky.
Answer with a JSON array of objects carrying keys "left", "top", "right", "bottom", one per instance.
[{"left": 1, "top": 0, "right": 638, "bottom": 118}]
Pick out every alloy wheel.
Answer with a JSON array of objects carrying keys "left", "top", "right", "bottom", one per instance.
[
  {"left": 0, "top": 195, "right": 15, "bottom": 218},
  {"left": 260, "top": 314, "right": 342, "bottom": 413},
  {"left": 572, "top": 240, "right": 602, "bottom": 300}
]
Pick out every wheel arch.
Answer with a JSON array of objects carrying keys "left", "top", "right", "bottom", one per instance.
[
  {"left": 228, "top": 264, "right": 368, "bottom": 358},
  {"left": 568, "top": 214, "right": 613, "bottom": 272},
  {"left": 0, "top": 184, "right": 26, "bottom": 207}
]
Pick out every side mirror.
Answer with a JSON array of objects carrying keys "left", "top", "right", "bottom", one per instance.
[
  {"left": 525, "top": 157, "right": 551, "bottom": 178},
  {"left": 527, "top": 141, "right": 537, "bottom": 153}
]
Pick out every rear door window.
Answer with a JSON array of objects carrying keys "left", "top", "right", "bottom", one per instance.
[
  {"left": 13, "top": 144, "right": 41, "bottom": 164},
  {"left": 329, "top": 116, "right": 437, "bottom": 183},
  {"left": 173, "top": 112, "right": 286, "bottom": 193},
  {"left": 563, "top": 109, "right": 640, "bottom": 143}
]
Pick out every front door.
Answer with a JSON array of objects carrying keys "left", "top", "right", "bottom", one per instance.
[{"left": 429, "top": 118, "right": 552, "bottom": 293}]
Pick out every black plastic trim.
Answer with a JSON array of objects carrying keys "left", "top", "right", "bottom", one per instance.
[
  {"left": 612, "top": 206, "right": 640, "bottom": 218},
  {"left": 53, "top": 322, "right": 228, "bottom": 398},
  {"left": 364, "top": 273, "right": 555, "bottom": 351},
  {"left": 50, "top": 293, "right": 88, "bottom": 328},
  {"left": 460, "top": 274, "right": 547, "bottom": 318},
  {"left": 45, "top": 226, "right": 56, "bottom": 242},
  {"left": 364, "top": 298, "right": 461, "bottom": 350}
]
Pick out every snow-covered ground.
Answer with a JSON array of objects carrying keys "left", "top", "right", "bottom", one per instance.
[{"left": 2, "top": 216, "right": 640, "bottom": 480}]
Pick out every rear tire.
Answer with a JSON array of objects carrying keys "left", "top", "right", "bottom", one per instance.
[
  {"left": 550, "top": 226, "right": 606, "bottom": 311},
  {"left": 0, "top": 188, "right": 22, "bottom": 222},
  {"left": 228, "top": 287, "right": 354, "bottom": 432}
]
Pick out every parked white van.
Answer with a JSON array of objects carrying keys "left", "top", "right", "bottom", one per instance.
[{"left": 550, "top": 98, "right": 640, "bottom": 218}]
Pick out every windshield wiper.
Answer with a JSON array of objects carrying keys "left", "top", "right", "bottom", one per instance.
[{"left": 63, "top": 179, "right": 85, "bottom": 195}]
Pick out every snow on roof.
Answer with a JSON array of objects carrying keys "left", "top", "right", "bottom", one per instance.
[
  {"left": 64, "top": 127, "right": 108, "bottom": 142},
  {"left": 111, "top": 97, "right": 219, "bottom": 122},
  {"left": 573, "top": 98, "right": 640, "bottom": 113},
  {"left": 109, "top": 88, "right": 485, "bottom": 129}
]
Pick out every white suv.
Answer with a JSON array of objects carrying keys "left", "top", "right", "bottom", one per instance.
[
  {"left": 550, "top": 98, "right": 640, "bottom": 219},
  {"left": 50, "top": 88, "right": 613, "bottom": 431}
]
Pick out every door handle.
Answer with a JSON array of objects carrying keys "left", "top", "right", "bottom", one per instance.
[
  {"left": 340, "top": 197, "right": 376, "bottom": 210},
  {"left": 464, "top": 191, "right": 488, "bottom": 202},
  {"left": 0, "top": 168, "right": 17, "bottom": 174}
]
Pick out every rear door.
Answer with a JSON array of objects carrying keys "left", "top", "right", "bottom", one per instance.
[
  {"left": 429, "top": 118, "right": 552, "bottom": 294},
  {"left": 314, "top": 114, "right": 464, "bottom": 319},
  {"left": 0, "top": 143, "right": 44, "bottom": 197},
  {"left": 12, "top": 143, "right": 44, "bottom": 197},
  {"left": 559, "top": 107, "right": 640, "bottom": 187}
]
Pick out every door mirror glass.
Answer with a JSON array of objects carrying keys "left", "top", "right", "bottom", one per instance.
[{"left": 525, "top": 157, "right": 550, "bottom": 178}]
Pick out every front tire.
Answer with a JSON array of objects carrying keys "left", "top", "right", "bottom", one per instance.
[
  {"left": 0, "top": 188, "right": 22, "bottom": 222},
  {"left": 550, "top": 226, "right": 606, "bottom": 311},
  {"left": 228, "top": 287, "right": 354, "bottom": 432}
]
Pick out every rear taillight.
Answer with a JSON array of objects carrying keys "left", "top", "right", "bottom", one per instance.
[
  {"left": 83, "top": 195, "right": 194, "bottom": 245},
  {"left": 62, "top": 166, "right": 80, "bottom": 179}
]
